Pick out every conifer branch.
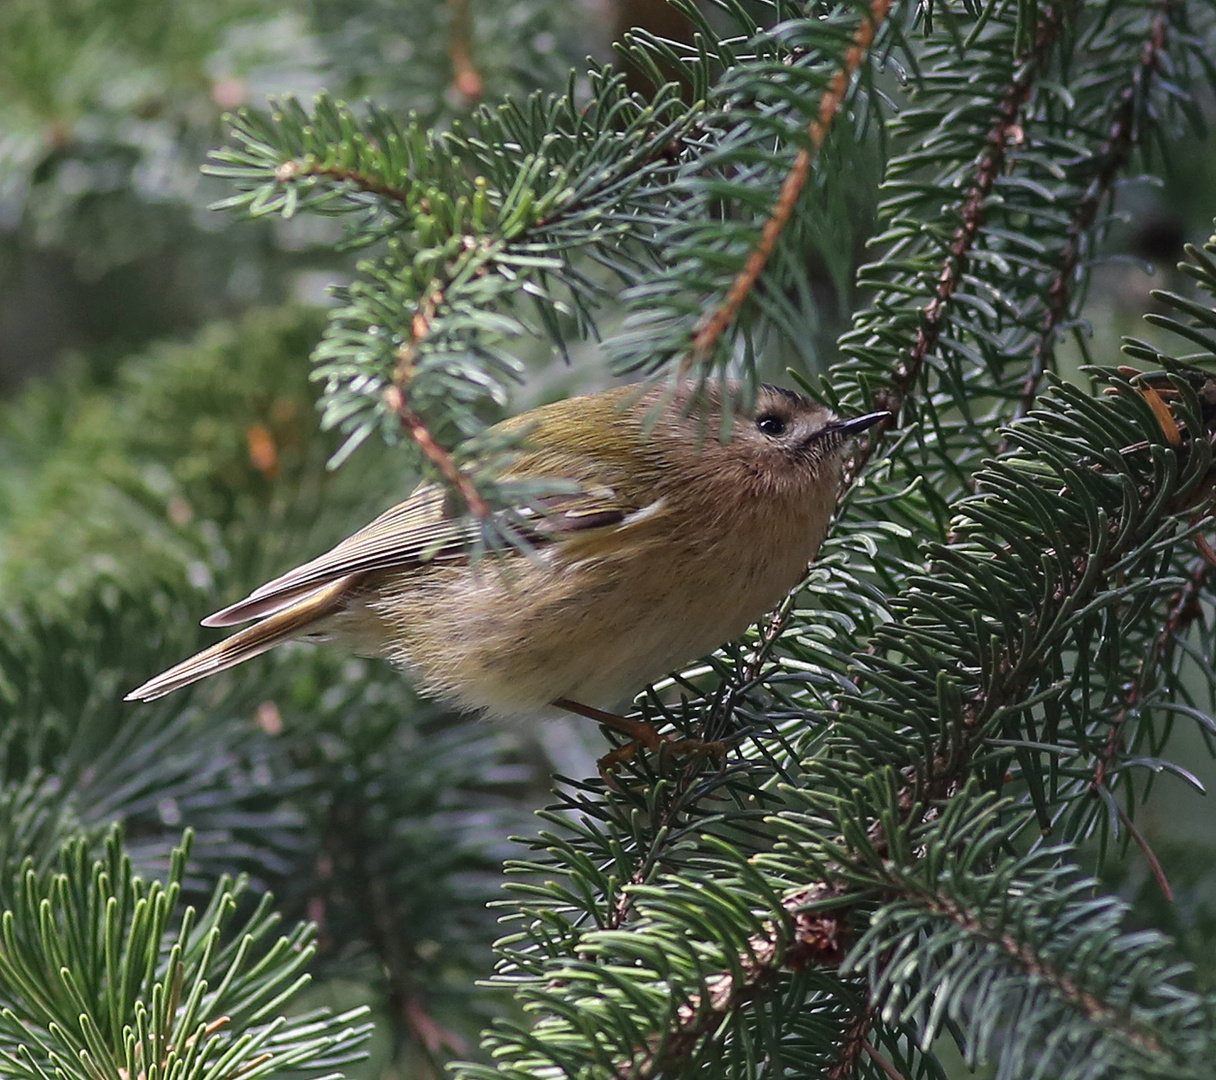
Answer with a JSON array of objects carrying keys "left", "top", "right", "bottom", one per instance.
[
  {"left": 611, "top": 883, "right": 852, "bottom": 1079},
  {"left": 711, "top": 593, "right": 797, "bottom": 735},
  {"left": 603, "top": 797, "right": 690, "bottom": 933},
  {"left": 899, "top": 3, "right": 1067, "bottom": 399},
  {"left": 686, "top": 0, "right": 893, "bottom": 369},
  {"left": 274, "top": 158, "right": 413, "bottom": 205},
  {"left": 849, "top": 1, "right": 1070, "bottom": 486},
  {"left": 1116, "top": 800, "right": 1174, "bottom": 901},
  {"left": 385, "top": 295, "right": 491, "bottom": 518},
  {"left": 679, "top": 375, "right": 1212, "bottom": 1065},
  {"left": 1015, "top": 0, "right": 1176, "bottom": 421},
  {"left": 614, "top": 940, "right": 778, "bottom": 1080},
  {"left": 1092, "top": 558, "right": 1209, "bottom": 794},
  {"left": 862, "top": 1041, "right": 911, "bottom": 1080},
  {"left": 370, "top": 871, "right": 466, "bottom": 1055},
  {"left": 386, "top": 385, "right": 491, "bottom": 518},
  {"left": 914, "top": 888, "right": 1167, "bottom": 1055},
  {"left": 826, "top": 1003, "right": 875, "bottom": 1080}
]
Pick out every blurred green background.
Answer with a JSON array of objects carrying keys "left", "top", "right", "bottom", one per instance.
[{"left": 3, "top": 1, "right": 1216, "bottom": 1076}]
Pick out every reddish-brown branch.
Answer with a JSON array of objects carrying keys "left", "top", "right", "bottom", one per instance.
[
  {"left": 605, "top": 459, "right": 1196, "bottom": 1076},
  {"left": 685, "top": 0, "right": 893, "bottom": 370},
  {"left": 1116, "top": 801, "right": 1174, "bottom": 902},
  {"left": 324, "top": 799, "right": 468, "bottom": 1062},
  {"left": 863, "top": 1042, "right": 912, "bottom": 1080},
  {"left": 1014, "top": 0, "right": 1174, "bottom": 421},
  {"left": 447, "top": 0, "right": 484, "bottom": 106},
  {"left": 1092, "top": 559, "right": 1207, "bottom": 793},
  {"left": 380, "top": 289, "right": 491, "bottom": 518},
  {"left": 613, "top": 884, "right": 851, "bottom": 1079},
  {"left": 920, "top": 888, "right": 1167, "bottom": 1054},
  {"left": 384, "top": 383, "right": 490, "bottom": 518},
  {"left": 845, "top": 2, "right": 1069, "bottom": 486},
  {"left": 368, "top": 876, "right": 469, "bottom": 1057},
  {"left": 1087, "top": 558, "right": 1207, "bottom": 901},
  {"left": 275, "top": 158, "right": 411, "bottom": 205},
  {"left": 827, "top": 1003, "right": 875, "bottom": 1080},
  {"left": 615, "top": 936, "right": 778, "bottom": 1080}
]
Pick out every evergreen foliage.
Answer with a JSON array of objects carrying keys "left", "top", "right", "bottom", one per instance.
[
  {"left": 0, "top": 829, "right": 370, "bottom": 1080},
  {"left": 5, "top": 0, "right": 1216, "bottom": 1078}
]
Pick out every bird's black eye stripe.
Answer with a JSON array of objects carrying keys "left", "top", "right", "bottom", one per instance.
[{"left": 756, "top": 414, "right": 786, "bottom": 437}]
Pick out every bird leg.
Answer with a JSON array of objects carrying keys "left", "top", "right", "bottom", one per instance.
[{"left": 552, "top": 696, "right": 727, "bottom": 779}]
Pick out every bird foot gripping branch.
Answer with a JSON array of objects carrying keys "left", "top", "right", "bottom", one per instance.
[{"left": 553, "top": 696, "right": 728, "bottom": 781}]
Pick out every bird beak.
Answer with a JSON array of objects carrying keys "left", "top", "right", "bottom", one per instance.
[{"left": 832, "top": 411, "right": 889, "bottom": 435}]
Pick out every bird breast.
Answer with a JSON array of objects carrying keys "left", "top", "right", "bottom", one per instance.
[{"left": 362, "top": 473, "right": 836, "bottom": 719}]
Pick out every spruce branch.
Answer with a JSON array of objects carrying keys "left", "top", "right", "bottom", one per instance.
[
  {"left": 596, "top": 882, "right": 854, "bottom": 1080},
  {"left": 833, "top": 0, "right": 1210, "bottom": 527},
  {"left": 686, "top": 0, "right": 894, "bottom": 370},
  {"left": 825, "top": 1002, "right": 875, "bottom": 1080},
  {"left": 0, "top": 829, "right": 369, "bottom": 1080},
  {"left": 209, "top": 80, "right": 694, "bottom": 485},
  {"left": 472, "top": 356, "right": 1216, "bottom": 1079},
  {"left": 273, "top": 158, "right": 413, "bottom": 206},
  {"left": 890, "top": 869, "right": 1167, "bottom": 1057},
  {"left": 1015, "top": 0, "right": 1177, "bottom": 422},
  {"left": 609, "top": 0, "right": 902, "bottom": 380},
  {"left": 837, "top": 798, "right": 1208, "bottom": 1075},
  {"left": 1092, "top": 558, "right": 1209, "bottom": 795},
  {"left": 849, "top": 0, "right": 1071, "bottom": 483}
]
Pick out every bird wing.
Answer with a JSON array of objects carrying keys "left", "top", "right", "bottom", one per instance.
[{"left": 202, "top": 481, "right": 638, "bottom": 627}]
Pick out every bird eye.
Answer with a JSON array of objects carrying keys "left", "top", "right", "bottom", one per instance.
[{"left": 756, "top": 414, "right": 786, "bottom": 437}]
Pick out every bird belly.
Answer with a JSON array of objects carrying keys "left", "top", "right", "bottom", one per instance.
[{"left": 362, "top": 521, "right": 817, "bottom": 719}]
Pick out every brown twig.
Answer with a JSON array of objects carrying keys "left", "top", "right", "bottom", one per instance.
[
  {"left": 275, "top": 158, "right": 411, "bottom": 205},
  {"left": 614, "top": 884, "right": 851, "bottom": 1079},
  {"left": 276, "top": 132, "right": 491, "bottom": 521},
  {"left": 385, "top": 385, "right": 491, "bottom": 517},
  {"left": 1092, "top": 559, "right": 1207, "bottom": 793},
  {"left": 708, "top": 593, "right": 799, "bottom": 736},
  {"left": 845, "top": 2, "right": 1069, "bottom": 486},
  {"left": 1086, "top": 558, "right": 1208, "bottom": 900},
  {"left": 1116, "top": 801, "right": 1175, "bottom": 902},
  {"left": 384, "top": 293, "right": 492, "bottom": 518},
  {"left": 323, "top": 799, "right": 468, "bottom": 1066},
  {"left": 685, "top": 0, "right": 893, "bottom": 370},
  {"left": 917, "top": 887, "right": 1168, "bottom": 1055},
  {"left": 636, "top": 6, "right": 1190, "bottom": 1066},
  {"left": 649, "top": 416, "right": 1195, "bottom": 1077},
  {"left": 863, "top": 1042, "right": 913, "bottom": 1080},
  {"left": 618, "top": 938, "right": 778, "bottom": 1080},
  {"left": 691, "top": 0, "right": 897, "bottom": 736},
  {"left": 447, "top": 0, "right": 484, "bottom": 106},
  {"left": 367, "top": 876, "right": 469, "bottom": 1058},
  {"left": 826, "top": 1002, "right": 875, "bottom": 1080},
  {"left": 1012, "top": 0, "right": 1174, "bottom": 425}
]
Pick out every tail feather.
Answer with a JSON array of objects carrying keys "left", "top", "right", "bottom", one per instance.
[{"left": 124, "top": 577, "right": 354, "bottom": 702}]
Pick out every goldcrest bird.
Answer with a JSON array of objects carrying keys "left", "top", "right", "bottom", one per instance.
[{"left": 126, "top": 381, "right": 884, "bottom": 758}]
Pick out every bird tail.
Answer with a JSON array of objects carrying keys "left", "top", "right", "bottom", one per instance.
[{"left": 124, "top": 577, "right": 354, "bottom": 702}]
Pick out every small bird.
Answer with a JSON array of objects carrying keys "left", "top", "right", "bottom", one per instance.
[{"left": 126, "top": 381, "right": 884, "bottom": 759}]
